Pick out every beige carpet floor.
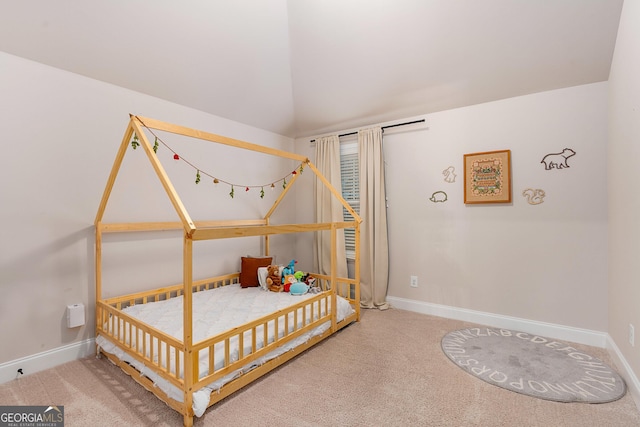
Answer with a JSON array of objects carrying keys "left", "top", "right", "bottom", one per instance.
[{"left": 1, "top": 308, "right": 639, "bottom": 426}]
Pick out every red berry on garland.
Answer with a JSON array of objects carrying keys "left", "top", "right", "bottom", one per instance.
[
  {"left": 292, "top": 170, "right": 297, "bottom": 175},
  {"left": 245, "top": 187, "right": 250, "bottom": 192},
  {"left": 173, "top": 154, "right": 179, "bottom": 160}
]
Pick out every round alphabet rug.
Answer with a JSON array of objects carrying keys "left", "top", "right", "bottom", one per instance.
[{"left": 441, "top": 327, "right": 626, "bottom": 403}]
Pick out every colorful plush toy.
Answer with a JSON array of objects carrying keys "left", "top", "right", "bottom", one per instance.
[
  {"left": 266, "top": 265, "right": 283, "bottom": 292},
  {"left": 289, "top": 281, "right": 309, "bottom": 296},
  {"left": 282, "top": 259, "right": 297, "bottom": 283},
  {"left": 306, "top": 276, "right": 320, "bottom": 293},
  {"left": 283, "top": 274, "right": 297, "bottom": 292}
]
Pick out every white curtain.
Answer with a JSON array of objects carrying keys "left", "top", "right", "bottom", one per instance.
[
  {"left": 358, "top": 127, "right": 390, "bottom": 309},
  {"left": 314, "top": 135, "right": 348, "bottom": 278}
]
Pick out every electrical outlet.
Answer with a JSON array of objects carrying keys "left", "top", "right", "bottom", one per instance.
[
  {"left": 630, "top": 324, "right": 635, "bottom": 347},
  {"left": 410, "top": 275, "right": 418, "bottom": 288}
]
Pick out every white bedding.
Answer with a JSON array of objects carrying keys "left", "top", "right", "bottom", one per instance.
[{"left": 96, "top": 284, "right": 354, "bottom": 417}]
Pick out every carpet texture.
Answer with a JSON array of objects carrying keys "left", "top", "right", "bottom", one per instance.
[
  {"left": 441, "top": 327, "right": 627, "bottom": 403},
  {"left": 1, "top": 309, "right": 639, "bottom": 426}
]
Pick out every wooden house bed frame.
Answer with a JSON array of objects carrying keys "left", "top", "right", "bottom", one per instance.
[{"left": 94, "top": 116, "right": 361, "bottom": 427}]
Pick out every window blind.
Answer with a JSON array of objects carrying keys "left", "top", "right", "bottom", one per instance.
[{"left": 340, "top": 142, "right": 359, "bottom": 258}]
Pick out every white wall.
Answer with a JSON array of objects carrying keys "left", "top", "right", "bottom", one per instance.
[
  {"left": 384, "top": 83, "right": 609, "bottom": 331},
  {"left": 0, "top": 51, "right": 296, "bottom": 366},
  {"left": 296, "top": 82, "right": 609, "bottom": 333},
  {"left": 608, "top": 0, "right": 640, "bottom": 385}
]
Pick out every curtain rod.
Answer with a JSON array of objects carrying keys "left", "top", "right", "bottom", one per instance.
[{"left": 309, "top": 119, "right": 425, "bottom": 143}]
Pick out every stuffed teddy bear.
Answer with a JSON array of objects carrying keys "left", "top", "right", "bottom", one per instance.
[{"left": 266, "top": 265, "right": 283, "bottom": 292}]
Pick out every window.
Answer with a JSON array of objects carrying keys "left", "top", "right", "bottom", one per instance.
[{"left": 340, "top": 141, "right": 359, "bottom": 259}]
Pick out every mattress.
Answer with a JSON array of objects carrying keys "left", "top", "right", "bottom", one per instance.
[{"left": 96, "top": 283, "right": 354, "bottom": 417}]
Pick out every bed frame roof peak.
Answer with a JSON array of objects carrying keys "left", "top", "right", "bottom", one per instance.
[{"left": 94, "top": 115, "right": 361, "bottom": 234}]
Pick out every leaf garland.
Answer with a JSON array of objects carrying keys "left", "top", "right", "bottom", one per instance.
[{"left": 130, "top": 120, "right": 304, "bottom": 199}]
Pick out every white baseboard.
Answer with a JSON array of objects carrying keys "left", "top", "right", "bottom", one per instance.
[
  {"left": 0, "top": 338, "right": 95, "bottom": 385},
  {"left": 606, "top": 334, "right": 640, "bottom": 411},
  {"left": 387, "top": 296, "right": 640, "bottom": 411},
  {"left": 387, "top": 296, "right": 608, "bottom": 346}
]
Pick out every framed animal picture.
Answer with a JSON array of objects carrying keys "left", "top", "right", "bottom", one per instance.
[{"left": 463, "top": 149, "right": 512, "bottom": 204}]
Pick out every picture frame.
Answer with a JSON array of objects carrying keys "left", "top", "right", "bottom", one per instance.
[{"left": 463, "top": 149, "right": 512, "bottom": 204}]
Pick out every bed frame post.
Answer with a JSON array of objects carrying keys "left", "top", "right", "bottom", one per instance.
[
  {"left": 330, "top": 224, "right": 338, "bottom": 332},
  {"left": 354, "top": 221, "right": 361, "bottom": 321},
  {"left": 264, "top": 218, "right": 270, "bottom": 257},
  {"left": 95, "top": 224, "right": 102, "bottom": 347},
  {"left": 183, "top": 233, "right": 194, "bottom": 427}
]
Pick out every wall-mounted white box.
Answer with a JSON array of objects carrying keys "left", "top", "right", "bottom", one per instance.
[{"left": 66, "top": 303, "right": 85, "bottom": 328}]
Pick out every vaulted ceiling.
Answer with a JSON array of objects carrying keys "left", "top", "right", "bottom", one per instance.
[{"left": 0, "top": 1, "right": 623, "bottom": 138}]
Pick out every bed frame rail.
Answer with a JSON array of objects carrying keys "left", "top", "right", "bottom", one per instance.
[
  {"left": 314, "top": 274, "right": 360, "bottom": 310},
  {"left": 102, "top": 273, "right": 240, "bottom": 309},
  {"left": 97, "top": 284, "right": 346, "bottom": 397},
  {"left": 191, "top": 290, "right": 334, "bottom": 389},
  {"left": 97, "top": 301, "right": 187, "bottom": 389}
]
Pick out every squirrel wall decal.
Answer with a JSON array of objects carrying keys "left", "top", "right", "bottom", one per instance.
[{"left": 522, "top": 188, "right": 546, "bottom": 205}]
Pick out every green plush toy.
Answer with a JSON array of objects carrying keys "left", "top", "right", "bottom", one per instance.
[{"left": 294, "top": 271, "right": 305, "bottom": 282}]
